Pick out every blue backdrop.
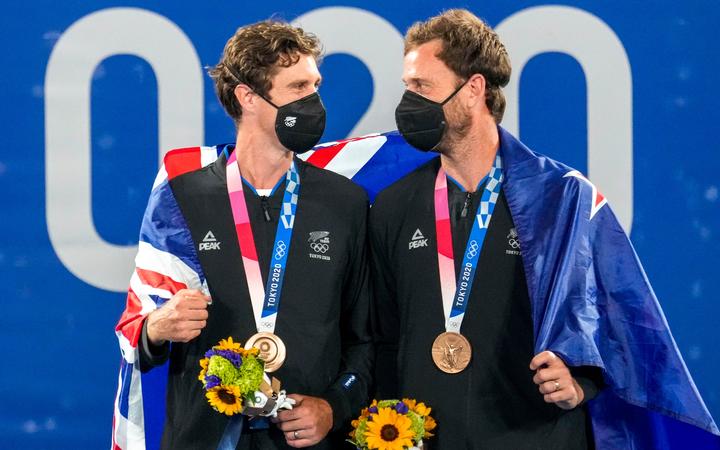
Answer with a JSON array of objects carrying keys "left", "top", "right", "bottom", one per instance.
[{"left": 1, "top": 1, "right": 718, "bottom": 448}]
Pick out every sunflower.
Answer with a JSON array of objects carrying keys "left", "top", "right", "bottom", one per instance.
[
  {"left": 365, "top": 407, "right": 414, "bottom": 450},
  {"left": 242, "top": 346, "right": 260, "bottom": 358},
  {"left": 214, "top": 337, "right": 244, "bottom": 352},
  {"left": 360, "top": 399, "right": 377, "bottom": 419},
  {"left": 206, "top": 384, "right": 243, "bottom": 416},
  {"left": 401, "top": 398, "right": 416, "bottom": 411},
  {"left": 198, "top": 357, "right": 210, "bottom": 382},
  {"left": 350, "top": 416, "right": 370, "bottom": 448},
  {"left": 402, "top": 398, "right": 432, "bottom": 417},
  {"left": 423, "top": 415, "right": 436, "bottom": 437},
  {"left": 415, "top": 403, "right": 431, "bottom": 417}
]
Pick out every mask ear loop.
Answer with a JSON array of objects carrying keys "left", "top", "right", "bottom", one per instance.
[
  {"left": 440, "top": 79, "right": 469, "bottom": 106},
  {"left": 224, "top": 62, "right": 281, "bottom": 109},
  {"left": 254, "top": 92, "right": 280, "bottom": 109}
]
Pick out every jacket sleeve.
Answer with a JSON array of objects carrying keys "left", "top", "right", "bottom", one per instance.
[
  {"left": 368, "top": 199, "right": 401, "bottom": 399},
  {"left": 138, "top": 320, "right": 171, "bottom": 371},
  {"left": 114, "top": 180, "right": 204, "bottom": 370},
  {"left": 570, "top": 366, "right": 604, "bottom": 405},
  {"left": 321, "top": 198, "right": 375, "bottom": 431},
  {"left": 113, "top": 178, "right": 204, "bottom": 448},
  {"left": 112, "top": 150, "right": 216, "bottom": 449}
]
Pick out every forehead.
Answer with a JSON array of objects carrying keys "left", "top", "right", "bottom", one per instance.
[
  {"left": 402, "top": 39, "right": 454, "bottom": 80},
  {"left": 272, "top": 54, "right": 321, "bottom": 84}
]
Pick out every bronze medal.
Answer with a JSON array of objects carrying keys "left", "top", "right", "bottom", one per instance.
[
  {"left": 431, "top": 332, "right": 472, "bottom": 374},
  {"left": 245, "top": 332, "right": 286, "bottom": 372}
]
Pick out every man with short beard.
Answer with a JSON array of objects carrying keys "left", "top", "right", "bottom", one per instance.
[{"left": 370, "top": 9, "right": 603, "bottom": 448}]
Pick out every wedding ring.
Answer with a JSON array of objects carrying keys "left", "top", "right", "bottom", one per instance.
[{"left": 554, "top": 381, "right": 561, "bottom": 392}]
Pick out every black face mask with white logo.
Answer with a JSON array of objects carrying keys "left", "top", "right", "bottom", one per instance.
[
  {"left": 394, "top": 81, "right": 467, "bottom": 152},
  {"left": 260, "top": 92, "right": 326, "bottom": 154}
]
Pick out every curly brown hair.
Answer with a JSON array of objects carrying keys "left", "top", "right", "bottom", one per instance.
[
  {"left": 405, "top": 9, "right": 511, "bottom": 123},
  {"left": 208, "top": 20, "right": 322, "bottom": 122}
]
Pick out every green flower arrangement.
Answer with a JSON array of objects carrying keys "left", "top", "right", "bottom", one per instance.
[
  {"left": 198, "top": 337, "right": 265, "bottom": 416},
  {"left": 349, "top": 399, "right": 436, "bottom": 450}
]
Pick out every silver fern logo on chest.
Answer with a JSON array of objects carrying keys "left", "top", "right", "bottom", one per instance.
[
  {"left": 505, "top": 228, "right": 521, "bottom": 256},
  {"left": 308, "top": 231, "right": 331, "bottom": 261}
]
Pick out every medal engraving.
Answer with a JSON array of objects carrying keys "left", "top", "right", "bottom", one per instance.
[
  {"left": 245, "top": 332, "right": 287, "bottom": 372},
  {"left": 431, "top": 332, "right": 471, "bottom": 374}
]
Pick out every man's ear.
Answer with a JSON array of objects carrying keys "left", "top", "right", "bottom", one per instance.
[
  {"left": 466, "top": 74, "right": 487, "bottom": 109},
  {"left": 234, "top": 84, "right": 256, "bottom": 111}
]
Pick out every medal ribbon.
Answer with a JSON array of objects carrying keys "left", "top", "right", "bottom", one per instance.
[
  {"left": 434, "top": 155, "right": 504, "bottom": 333},
  {"left": 226, "top": 150, "right": 300, "bottom": 333}
]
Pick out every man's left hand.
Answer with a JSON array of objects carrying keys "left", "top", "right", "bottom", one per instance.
[
  {"left": 273, "top": 394, "right": 333, "bottom": 447},
  {"left": 530, "top": 351, "right": 585, "bottom": 410}
]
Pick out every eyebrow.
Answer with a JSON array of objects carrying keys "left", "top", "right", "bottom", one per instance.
[
  {"left": 403, "top": 76, "right": 432, "bottom": 86},
  {"left": 287, "top": 76, "right": 323, "bottom": 89}
]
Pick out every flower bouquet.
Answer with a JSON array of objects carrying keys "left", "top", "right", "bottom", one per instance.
[
  {"left": 198, "top": 337, "right": 294, "bottom": 417},
  {"left": 348, "top": 399, "right": 436, "bottom": 450}
]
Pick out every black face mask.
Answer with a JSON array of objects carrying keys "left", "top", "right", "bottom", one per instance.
[
  {"left": 394, "top": 81, "right": 467, "bottom": 152},
  {"left": 260, "top": 92, "right": 326, "bottom": 154}
]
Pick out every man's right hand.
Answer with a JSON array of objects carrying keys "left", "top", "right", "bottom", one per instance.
[{"left": 146, "top": 289, "right": 210, "bottom": 345}]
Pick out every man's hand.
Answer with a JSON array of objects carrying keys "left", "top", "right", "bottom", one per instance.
[
  {"left": 273, "top": 394, "right": 333, "bottom": 447},
  {"left": 146, "top": 289, "right": 210, "bottom": 345},
  {"left": 530, "top": 350, "right": 585, "bottom": 410}
]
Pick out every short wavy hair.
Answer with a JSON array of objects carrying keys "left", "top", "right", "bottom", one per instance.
[
  {"left": 208, "top": 20, "right": 322, "bottom": 122},
  {"left": 405, "top": 9, "right": 511, "bottom": 123}
]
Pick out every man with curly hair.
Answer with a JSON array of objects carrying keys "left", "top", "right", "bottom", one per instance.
[{"left": 114, "top": 20, "right": 372, "bottom": 450}]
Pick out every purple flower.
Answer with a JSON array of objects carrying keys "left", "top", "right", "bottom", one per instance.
[
  {"left": 368, "top": 405, "right": 378, "bottom": 414},
  {"left": 216, "top": 350, "right": 243, "bottom": 367},
  {"left": 394, "top": 402, "right": 409, "bottom": 414},
  {"left": 205, "top": 349, "right": 243, "bottom": 368},
  {"left": 205, "top": 375, "right": 221, "bottom": 389}
]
